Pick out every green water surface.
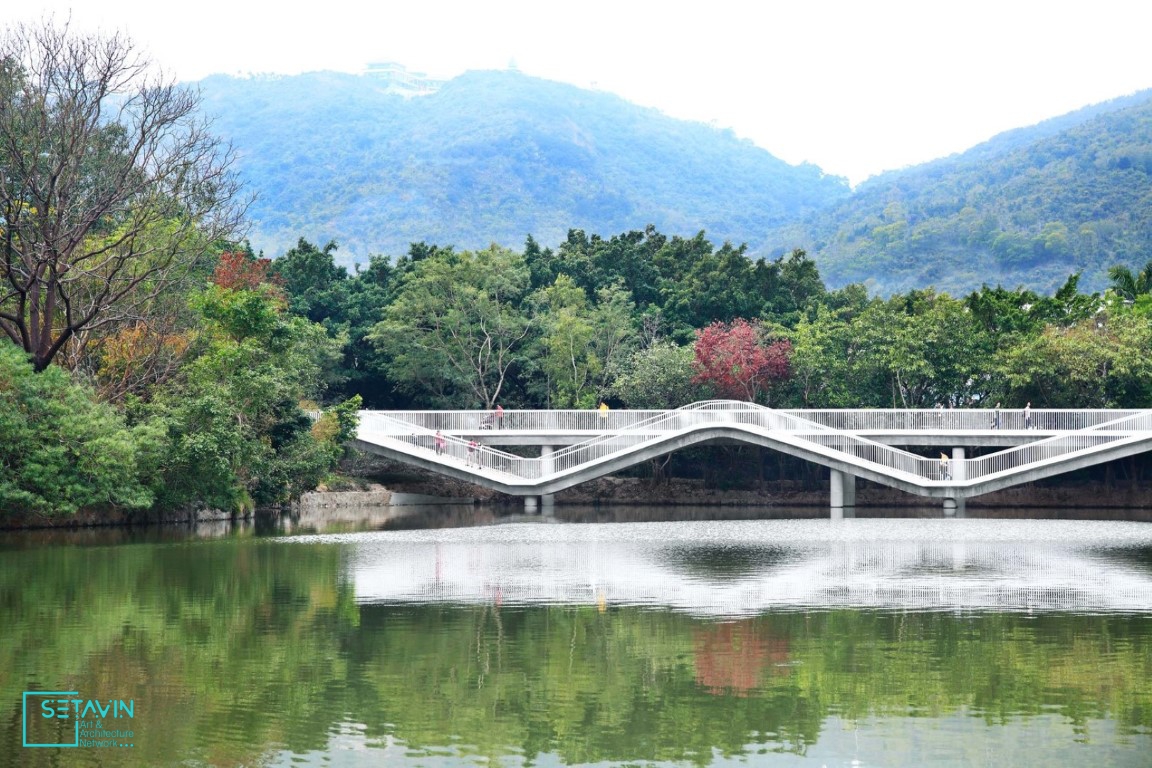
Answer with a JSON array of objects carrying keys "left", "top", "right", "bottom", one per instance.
[{"left": 2, "top": 511, "right": 1151, "bottom": 767}]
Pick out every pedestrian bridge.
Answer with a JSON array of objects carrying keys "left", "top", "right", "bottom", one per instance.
[{"left": 352, "top": 402, "right": 1152, "bottom": 515}]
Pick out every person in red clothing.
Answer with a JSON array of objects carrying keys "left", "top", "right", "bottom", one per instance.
[{"left": 434, "top": 430, "right": 445, "bottom": 456}]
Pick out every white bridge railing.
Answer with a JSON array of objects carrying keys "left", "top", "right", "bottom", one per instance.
[
  {"left": 356, "top": 404, "right": 1152, "bottom": 490},
  {"left": 363, "top": 407, "right": 1145, "bottom": 434},
  {"left": 965, "top": 410, "right": 1152, "bottom": 480},
  {"left": 776, "top": 408, "right": 1146, "bottom": 432}
]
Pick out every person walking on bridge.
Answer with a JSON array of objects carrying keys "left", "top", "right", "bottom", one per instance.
[
  {"left": 434, "top": 430, "right": 445, "bottom": 456},
  {"left": 467, "top": 439, "right": 479, "bottom": 468},
  {"left": 939, "top": 453, "right": 950, "bottom": 481},
  {"left": 1025, "top": 402, "right": 1032, "bottom": 429},
  {"left": 495, "top": 404, "right": 504, "bottom": 429}
]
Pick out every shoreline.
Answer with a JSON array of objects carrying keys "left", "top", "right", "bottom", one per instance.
[{"left": 3, "top": 475, "right": 1150, "bottom": 531}]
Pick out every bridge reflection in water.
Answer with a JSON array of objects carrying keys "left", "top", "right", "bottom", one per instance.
[{"left": 326, "top": 519, "right": 1152, "bottom": 617}]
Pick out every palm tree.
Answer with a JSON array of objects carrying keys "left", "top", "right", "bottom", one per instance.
[{"left": 1107, "top": 259, "right": 1152, "bottom": 301}]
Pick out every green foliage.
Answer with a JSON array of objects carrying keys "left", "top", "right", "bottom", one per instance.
[
  {"left": 150, "top": 283, "right": 346, "bottom": 512},
  {"left": 788, "top": 303, "right": 862, "bottom": 407},
  {"left": 192, "top": 283, "right": 286, "bottom": 342},
  {"left": 1108, "top": 258, "right": 1152, "bottom": 300},
  {"left": 530, "top": 276, "right": 638, "bottom": 407},
  {"left": 609, "top": 341, "right": 706, "bottom": 409},
  {"left": 254, "top": 214, "right": 1152, "bottom": 415},
  {"left": 785, "top": 290, "right": 994, "bottom": 408},
  {"left": 330, "top": 394, "right": 363, "bottom": 443},
  {"left": 270, "top": 238, "right": 351, "bottom": 325},
  {"left": 531, "top": 275, "right": 600, "bottom": 407},
  {"left": 852, "top": 291, "right": 995, "bottom": 407},
  {"left": 0, "top": 344, "right": 156, "bottom": 516},
  {"left": 269, "top": 239, "right": 409, "bottom": 407},
  {"left": 993, "top": 313, "right": 1152, "bottom": 407},
  {"left": 369, "top": 245, "right": 533, "bottom": 409}
]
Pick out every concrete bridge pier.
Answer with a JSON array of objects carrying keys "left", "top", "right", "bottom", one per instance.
[
  {"left": 540, "top": 445, "right": 556, "bottom": 511},
  {"left": 830, "top": 469, "right": 856, "bottom": 519},
  {"left": 524, "top": 496, "right": 539, "bottom": 514},
  {"left": 943, "top": 447, "right": 966, "bottom": 517}
]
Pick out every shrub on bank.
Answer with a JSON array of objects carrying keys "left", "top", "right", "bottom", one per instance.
[{"left": 0, "top": 344, "right": 158, "bottom": 517}]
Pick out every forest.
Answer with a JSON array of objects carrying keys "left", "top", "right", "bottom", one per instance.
[
  {"left": 4, "top": 22, "right": 1152, "bottom": 521},
  {"left": 275, "top": 231, "right": 1152, "bottom": 415}
]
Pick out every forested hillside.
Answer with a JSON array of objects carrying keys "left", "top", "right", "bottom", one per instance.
[
  {"left": 773, "top": 91, "right": 1152, "bottom": 294},
  {"left": 199, "top": 71, "right": 1152, "bottom": 295},
  {"left": 196, "top": 70, "right": 848, "bottom": 264}
]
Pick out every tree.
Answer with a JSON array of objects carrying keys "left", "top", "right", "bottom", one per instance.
[
  {"left": 657, "top": 236, "right": 760, "bottom": 337},
  {"left": 211, "top": 250, "right": 280, "bottom": 292},
  {"left": 269, "top": 238, "right": 348, "bottom": 325},
  {"left": 851, "top": 291, "right": 992, "bottom": 408},
  {"left": 369, "top": 245, "right": 533, "bottom": 409},
  {"left": 531, "top": 276, "right": 637, "bottom": 408},
  {"left": 1107, "top": 259, "right": 1152, "bottom": 301},
  {"left": 773, "top": 248, "right": 826, "bottom": 321},
  {"left": 609, "top": 341, "right": 704, "bottom": 409},
  {"left": 0, "top": 21, "right": 243, "bottom": 371},
  {"left": 788, "top": 305, "right": 859, "bottom": 407},
  {"left": 532, "top": 275, "right": 599, "bottom": 408},
  {"left": 692, "top": 319, "right": 791, "bottom": 404}
]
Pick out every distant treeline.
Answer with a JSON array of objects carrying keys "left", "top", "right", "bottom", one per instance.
[{"left": 271, "top": 228, "right": 1152, "bottom": 415}]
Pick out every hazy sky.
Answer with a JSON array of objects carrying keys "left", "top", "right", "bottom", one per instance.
[{"left": 15, "top": 1, "right": 1152, "bottom": 184}]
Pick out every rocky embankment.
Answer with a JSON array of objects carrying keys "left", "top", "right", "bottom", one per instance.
[{"left": 335, "top": 455, "right": 1152, "bottom": 511}]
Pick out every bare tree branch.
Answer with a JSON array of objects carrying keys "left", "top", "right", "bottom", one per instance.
[{"left": 0, "top": 19, "right": 247, "bottom": 371}]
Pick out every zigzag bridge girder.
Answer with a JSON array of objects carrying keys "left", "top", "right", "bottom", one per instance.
[{"left": 352, "top": 401, "right": 1152, "bottom": 515}]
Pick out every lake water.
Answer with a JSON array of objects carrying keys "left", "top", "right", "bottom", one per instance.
[{"left": 3, "top": 506, "right": 1151, "bottom": 767}]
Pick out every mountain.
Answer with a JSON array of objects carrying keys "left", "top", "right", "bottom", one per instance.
[
  {"left": 768, "top": 91, "right": 1152, "bottom": 295},
  {"left": 196, "top": 70, "right": 1152, "bottom": 296},
  {"left": 195, "top": 69, "right": 850, "bottom": 265}
]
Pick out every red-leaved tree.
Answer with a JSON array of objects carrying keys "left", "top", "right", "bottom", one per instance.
[
  {"left": 211, "top": 252, "right": 280, "bottom": 291},
  {"left": 692, "top": 319, "right": 792, "bottom": 403}
]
